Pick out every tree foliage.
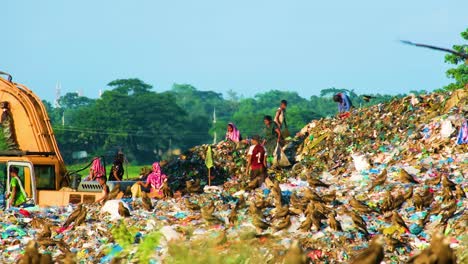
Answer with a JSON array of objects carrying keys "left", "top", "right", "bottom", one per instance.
[
  {"left": 444, "top": 28, "right": 468, "bottom": 91},
  {"left": 47, "top": 79, "right": 400, "bottom": 164}
]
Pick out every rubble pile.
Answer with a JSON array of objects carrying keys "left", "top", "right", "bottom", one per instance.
[{"left": 0, "top": 89, "right": 467, "bottom": 263}]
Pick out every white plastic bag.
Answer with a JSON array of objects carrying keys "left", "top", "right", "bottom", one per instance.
[
  {"left": 273, "top": 143, "right": 291, "bottom": 167},
  {"left": 352, "top": 153, "right": 370, "bottom": 172},
  {"left": 440, "top": 120, "right": 454, "bottom": 138}
]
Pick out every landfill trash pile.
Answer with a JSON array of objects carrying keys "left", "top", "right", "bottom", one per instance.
[{"left": 1, "top": 89, "right": 467, "bottom": 264}]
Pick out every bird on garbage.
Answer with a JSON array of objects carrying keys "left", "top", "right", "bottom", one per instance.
[
  {"left": 18, "top": 240, "right": 40, "bottom": 264},
  {"left": 303, "top": 188, "right": 324, "bottom": 203},
  {"left": 203, "top": 200, "right": 216, "bottom": 215},
  {"left": 321, "top": 190, "right": 336, "bottom": 204},
  {"left": 252, "top": 215, "right": 270, "bottom": 231},
  {"left": 413, "top": 193, "right": 424, "bottom": 211},
  {"left": 384, "top": 235, "right": 406, "bottom": 252},
  {"left": 350, "top": 197, "right": 374, "bottom": 214},
  {"left": 63, "top": 204, "right": 83, "bottom": 227},
  {"left": 201, "top": 204, "right": 223, "bottom": 225},
  {"left": 399, "top": 169, "right": 419, "bottom": 184},
  {"left": 37, "top": 223, "right": 52, "bottom": 239},
  {"left": 245, "top": 177, "right": 260, "bottom": 191},
  {"left": 440, "top": 199, "right": 457, "bottom": 223},
  {"left": 407, "top": 231, "right": 457, "bottom": 264},
  {"left": 284, "top": 240, "right": 307, "bottom": 264},
  {"left": 380, "top": 190, "right": 395, "bottom": 213},
  {"left": 106, "top": 184, "right": 121, "bottom": 201},
  {"left": 141, "top": 192, "right": 153, "bottom": 211},
  {"left": 123, "top": 185, "right": 132, "bottom": 197},
  {"left": 442, "top": 175, "right": 456, "bottom": 189},
  {"left": 273, "top": 215, "right": 291, "bottom": 231},
  {"left": 237, "top": 194, "right": 246, "bottom": 209},
  {"left": 184, "top": 198, "right": 201, "bottom": 211},
  {"left": 273, "top": 203, "right": 290, "bottom": 219},
  {"left": 367, "top": 169, "right": 387, "bottom": 192},
  {"left": 392, "top": 193, "right": 405, "bottom": 211},
  {"left": 118, "top": 202, "right": 131, "bottom": 217},
  {"left": 455, "top": 185, "right": 466, "bottom": 200},
  {"left": 73, "top": 206, "right": 87, "bottom": 227},
  {"left": 228, "top": 203, "right": 238, "bottom": 225},
  {"left": 421, "top": 188, "right": 434, "bottom": 208},
  {"left": 350, "top": 235, "right": 385, "bottom": 264},
  {"left": 162, "top": 181, "right": 173, "bottom": 198},
  {"left": 186, "top": 179, "right": 202, "bottom": 194},
  {"left": 349, "top": 211, "right": 369, "bottom": 237},
  {"left": 425, "top": 174, "right": 441, "bottom": 186},
  {"left": 391, "top": 211, "right": 408, "bottom": 230},
  {"left": 442, "top": 187, "right": 454, "bottom": 203},
  {"left": 249, "top": 202, "right": 262, "bottom": 217},
  {"left": 307, "top": 176, "right": 329, "bottom": 188},
  {"left": 299, "top": 214, "right": 313, "bottom": 232},
  {"left": 328, "top": 211, "right": 343, "bottom": 232},
  {"left": 39, "top": 253, "right": 53, "bottom": 264},
  {"left": 311, "top": 210, "right": 325, "bottom": 230},
  {"left": 403, "top": 186, "right": 414, "bottom": 201},
  {"left": 214, "top": 229, "right": 228, "bottom": 246}
]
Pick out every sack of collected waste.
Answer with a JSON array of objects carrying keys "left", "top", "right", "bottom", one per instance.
[{"left": 273, "top": 143, "right": 291, "bottom": 167}]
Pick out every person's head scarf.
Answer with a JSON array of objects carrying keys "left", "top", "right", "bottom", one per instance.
[
  {"left": 226, "top": 122, "right": 240, "bottom": 142},
  {"left": 91, "top": 158, "right": 105, "bottom": 177}
]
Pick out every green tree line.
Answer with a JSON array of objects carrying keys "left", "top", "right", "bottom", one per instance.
[{"left": 43, "top": 82, "right": 406, "bottom": 164}]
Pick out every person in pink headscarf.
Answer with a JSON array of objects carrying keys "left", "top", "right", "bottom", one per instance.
[
  {"left": 225, "top": 123, "right": 242, "bottom": 143},
  {"left": 84, "top": 158, "right": 105, "bottom": 181},
  {"left": 137, "top": 162, "right": 167, "bottom": 197}
]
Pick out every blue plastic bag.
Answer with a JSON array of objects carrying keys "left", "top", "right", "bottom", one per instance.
[{"left": 457, "top": 119, "right": 468, "bottom": 144}]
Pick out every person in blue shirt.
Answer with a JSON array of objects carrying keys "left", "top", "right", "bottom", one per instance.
[{"left": 333, "top": 93, "right": 353, "bottom": 113}]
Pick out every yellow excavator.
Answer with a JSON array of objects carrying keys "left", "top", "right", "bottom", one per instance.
[{"left": 0, "top": 71, "right": 134, "bottom": 208}]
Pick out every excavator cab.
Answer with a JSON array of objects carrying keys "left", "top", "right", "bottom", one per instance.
[{"left": 3, "top": 161, "right": 37, "bottom": 209}]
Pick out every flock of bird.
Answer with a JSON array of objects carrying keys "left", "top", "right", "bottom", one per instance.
[{"left": 16, "top": 162, "right": 465, "bottom": 263}]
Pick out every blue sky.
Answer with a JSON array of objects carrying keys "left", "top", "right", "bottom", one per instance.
[{"left": 2, "top": 1, "right": 467, "bottom": 102}]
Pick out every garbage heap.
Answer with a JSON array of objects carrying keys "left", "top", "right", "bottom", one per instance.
[{"left": 0, "top": 89, "right": 467, "bottom": 264}]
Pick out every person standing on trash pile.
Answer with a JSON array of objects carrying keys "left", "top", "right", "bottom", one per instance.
[
  {"left": 137, "top": 162, "right": 168, "bottom": 198},
  {"left": 274, "top": 100, "right": 290, "bottom": 138},
  {"left": 95, "top": 175, "right": 110, "bottom": 205},
  {"left": 263, "top": 115, "right": 282, "bottom": 165},
  {"left": 225, "top": 122, "right": 242, "bottom": 143},
  {"left": 6, "top": 166, "right": 26, "bottom": 207},
  {"left": 333, "top": 93, "right": 353, "bottom": 117},
  {"left": 84, "top": 158, "right": 105, "bottom": 181},
  {"left": 108, "top": 152, "right": 124, "bottom": 181},
  {"left": 247, "top": 135, "right": 267, "bottom": 184}
]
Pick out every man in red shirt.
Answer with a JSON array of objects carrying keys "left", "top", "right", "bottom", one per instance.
[{"left": 247, "top": 135, "right": 267, "bottom": 186}]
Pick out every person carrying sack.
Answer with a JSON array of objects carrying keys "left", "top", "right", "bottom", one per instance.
[
  {"left": 6, "top": 166, "right": 26, "bottom": 208},
  {"left": 274, "top": 100, "right": 290, "bottom": 139}
]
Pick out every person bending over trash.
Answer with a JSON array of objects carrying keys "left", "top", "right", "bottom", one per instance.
[
  {"left": 137, "top": 162, "right": 167, "bottom": 198},
  {"left": 95, "top": 175, "right": 109, "bottom": 205},
  {"left": 247, "top": 135, "right": 267, "bottom": 186},
  {"left": 333, "top": 93, "right": 353, "bottom": 118},
  {"left": 263, "top": 115, "right": 282, "bottom": 165},
  {"left": 6, "top": 166, "right": 26, "bottom": 208},
  {"left": 225, "top": 122, "right": 242, "bottom": 143}
]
